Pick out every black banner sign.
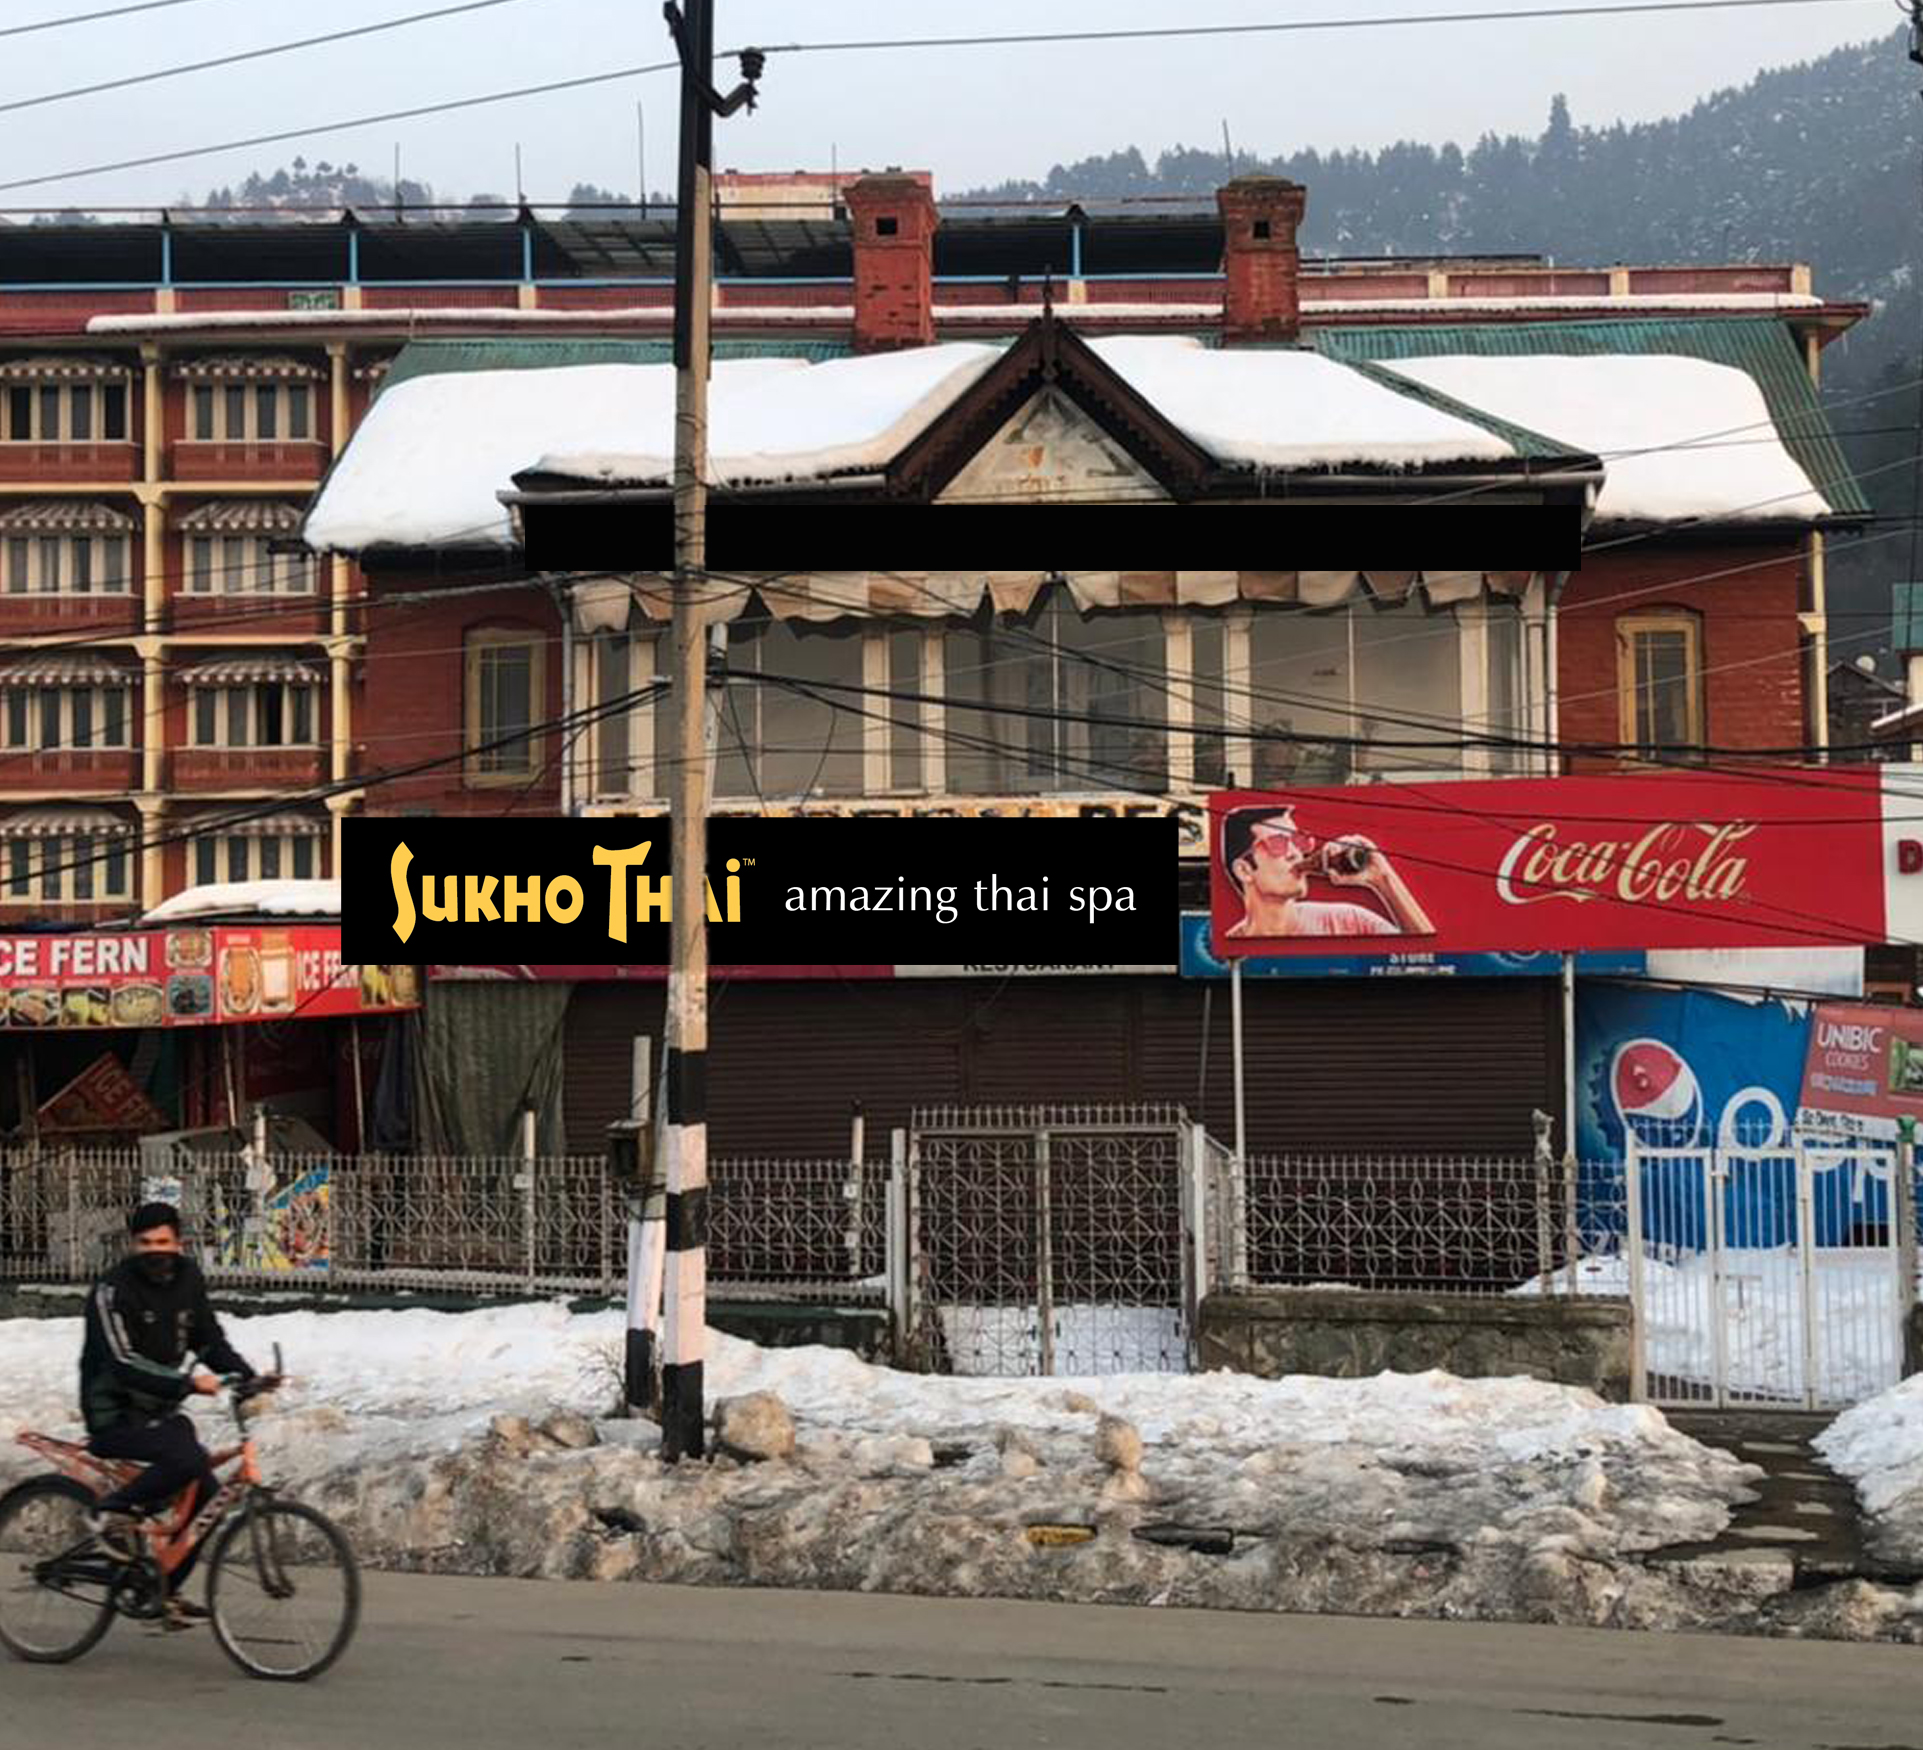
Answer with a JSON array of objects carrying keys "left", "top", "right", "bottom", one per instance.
[{"left": 342, "top": 817, "right": 1175, "bottom": 966}]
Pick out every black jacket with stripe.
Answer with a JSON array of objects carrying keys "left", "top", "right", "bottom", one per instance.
[{"left": 80, "top": 1255, "right": 253, "bottom": 1435}]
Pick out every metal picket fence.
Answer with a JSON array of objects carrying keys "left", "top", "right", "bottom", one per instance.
[
  {"left": 0, "top": 1148, "right": 887, "bottom": 1303},
  {"left": 1222, "top": 1151, "right": 1588, "bottom": 1296}
]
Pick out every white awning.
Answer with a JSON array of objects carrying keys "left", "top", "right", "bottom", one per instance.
[
  {"left": 175, "top": 501, "right": 306, "bottom": 535},
  {"left": 0, "top": 356, "right": 130, "bottom": 382},
  {"left": 573, "top": 569, "right": 1541, "bottom": 630},
  {"left": 0, "top": 807, "right": 134, "bottom": 839},
  {"left": 0, "top": 500, "right": 136, "bottom": 535},
  {"left": 0, "top": 654, "right": 134, "bottom": 687},
  {"left": 185, "top": 811, "right": 328, "bottom": 840},
  {"left": 177, "top": 656, "right": 323, "bottom": 686},
  {"left": 171, "top": 354, "right": 325, "bottom": 382}
]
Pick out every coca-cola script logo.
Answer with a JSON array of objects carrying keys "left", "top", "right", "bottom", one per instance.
[{"left": 1494, "top": 821, "right": 1756, "bottom": 908}]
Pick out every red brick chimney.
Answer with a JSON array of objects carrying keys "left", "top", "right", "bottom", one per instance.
[
  {"left": 1217, "top": 177, "right": 1308, "bottom": 344},
  {"left": 845, "top": 174, "right": 939, "bottom": 353}
]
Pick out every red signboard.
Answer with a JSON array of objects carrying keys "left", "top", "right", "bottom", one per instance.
[
  {"left": 0, "top": 925, "right": 420, "bottom": 1029},
  {"left": 1798, "top": 1002, "right": 1923, "bottom": 1141},
  {"left": 1208, "top": 770, "right": 1887, "bottom": 958},
  {"left": 38, "top": 1053, "right": 170, "bottom": 1134}
]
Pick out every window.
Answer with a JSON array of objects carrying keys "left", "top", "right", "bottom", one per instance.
[
  {"left": 0, "top": 532, "right": 131, "bottom": 595},
  {"left": 1619, "top": 611, "right": 1703, "bottom": 758},
  {"left": 944, "top": 591, "right": 1166, "bottom": 795},
  {"left": 185, "top": 533, "right": 315, "bottom": 595},
  {"left": 182, "top": 378, "right": 314, "bottom": 443},
  {"left": 1247, "top": 598, "right": 1466, "bottom": 786},
  {"left": 716, "top": 617, "right": 865, "bottom": 799},
  {"left": 587, "top": 632, "right": 669, "bottom": 800},
  {"left": 0, "top": 832, "right": 132, "bottom": 904},
  {"left": 0, "top": 684, "right": 132, "bottom": 750},
  {"left": 192, "top": 832, "right": 320, "bottom": 886},
  {"left": 187, "top": 682, "right": 318, "bottom": 748},
  {"left": 465, "top": 629, "right": 544, "bottom": 781},
  {"left": 1, "top": 377, "right": 128, "bottom": 443}
]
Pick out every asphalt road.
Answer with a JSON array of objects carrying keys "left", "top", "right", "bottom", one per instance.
[{"left": 4, "top": 1573, "right": 1917, "bottom": 1750}]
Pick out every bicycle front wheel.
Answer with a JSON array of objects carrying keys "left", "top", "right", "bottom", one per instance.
[
  {"left": 206, "top": 1499, "right": 360, "bottom": 1681},
  {"left": 0, "top": 1476, "right": 115, "bottom": 1664}
]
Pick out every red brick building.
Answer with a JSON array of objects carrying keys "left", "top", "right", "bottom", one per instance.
[{"left": 0, "top": 170, "right": 1866, "bottom": 930}]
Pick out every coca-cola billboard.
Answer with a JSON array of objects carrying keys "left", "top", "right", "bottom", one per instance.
[{"left": 1208, "top": 770, "right": 1887, "bottom": 957}]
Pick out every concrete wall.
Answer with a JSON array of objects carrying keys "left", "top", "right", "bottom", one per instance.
[{"left": 1198, "top": 1289, "right": 1635, "bottom": 1400}]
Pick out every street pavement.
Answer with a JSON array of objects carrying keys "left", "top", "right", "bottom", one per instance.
[{"left": 4, "top": 1572, "right": 1916, "bottom": 1749}]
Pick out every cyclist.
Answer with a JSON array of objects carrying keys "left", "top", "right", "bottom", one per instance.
[{"left": 79, "top": 1201, "right": 258, "bottom": 1619}]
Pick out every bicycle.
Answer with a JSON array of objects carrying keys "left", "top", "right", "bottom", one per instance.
[{"left": 0, "top": 1348, "right": 361, "bottom": 1681}]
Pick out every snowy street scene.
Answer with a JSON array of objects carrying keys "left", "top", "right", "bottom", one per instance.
[{"left": 9, "top": 0, "right": 1923, "bottom": 1737}]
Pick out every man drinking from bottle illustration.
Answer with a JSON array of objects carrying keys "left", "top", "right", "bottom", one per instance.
[{"left": 1221, "top": 804, "right": 1436, "bottom": 941}]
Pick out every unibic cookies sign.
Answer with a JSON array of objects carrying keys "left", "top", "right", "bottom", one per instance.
[{"left": 1208, "top": 768, "right": 1895, "bottom": 957}]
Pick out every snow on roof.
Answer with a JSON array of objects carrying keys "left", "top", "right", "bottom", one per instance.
[
  {"left": 142, "top": 879, "right": 341, "bottom": 924},
  {"left": 307, "top": 334, "right": 1552, "bottom": 554},
  {"left": 529, "top": 342, "right": 1002, "bottom": 489},
  {"left": 1082, "top": 336, "right": 1516, "bottom": 470},
  {"left": 536, "top": 336, "right": 1521, "bottom": 487},
  {"left": 1375, "top": 353, "right": 1831, "bottom": 525},
  {"left": 304, "top": 348, "right": 998, "bottom": 551}
]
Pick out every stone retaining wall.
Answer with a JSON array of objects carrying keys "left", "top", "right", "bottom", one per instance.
[{"left": 1198, "top": 1289, "right": 1635, "bottom": 1399}]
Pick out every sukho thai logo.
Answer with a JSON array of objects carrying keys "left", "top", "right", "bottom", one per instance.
[{"left": 1494, "top": 820, "right": 1757, "bottom": 908}]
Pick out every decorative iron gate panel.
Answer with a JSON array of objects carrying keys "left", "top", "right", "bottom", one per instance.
[{"left": 906, "top": 1105, "right": 1206, "bottom": 1377}]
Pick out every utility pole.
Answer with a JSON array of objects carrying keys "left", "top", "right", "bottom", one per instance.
[{"left": 660, "top": 0, "right": 761, "bottom": 1463}]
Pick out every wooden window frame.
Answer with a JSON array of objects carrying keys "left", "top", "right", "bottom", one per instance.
[
  {"left": 0, "top": 533, "right": 130, "bottom": 597},
  {"left": 0, "top": 684, "right": 132, "bottom": 751},
  {"left": 1617, "top": 610, "right": 1705, "bottom": 760},
  {"left": 464, "top": 628, "right": 546, "bottom": 786},
  {"left": 0, "top": 379, "right": 129, "bottom": 445},
  {"left": 187, "top": 681, "right": 318, "bottom": 749},
  {"left": 192, "top": 832, "right": 321, "bottom": 885},
  {"left": 181, "top": 379, "right": 317, "bottom": 444},
  {"left": 0, "top": 833, "right": 132, "bottom": 904}
]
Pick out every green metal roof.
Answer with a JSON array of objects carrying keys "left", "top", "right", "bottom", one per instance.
[
  {"left": 1313, "top": 319, "right": 1868, "bottom": 519},
  {"left": 378, "top": 335, "right": 851, "bottom": 395}
]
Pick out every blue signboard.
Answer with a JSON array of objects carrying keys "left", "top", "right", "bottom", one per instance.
[
  {"left": 1576, "top": 981, "right": 1889, "bottom": 1246},
  {"left": 1177, "top": 914, "right": 1647, "bottom": 981}
]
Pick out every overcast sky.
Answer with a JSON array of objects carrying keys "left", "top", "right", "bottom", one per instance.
[{"left": 0, "top": 0, "right": 1896, "bottom": 211}]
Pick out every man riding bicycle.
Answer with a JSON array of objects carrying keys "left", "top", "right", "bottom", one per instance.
[{"left": 79, "top": 1202, "right": 257, "bottom": 1617}]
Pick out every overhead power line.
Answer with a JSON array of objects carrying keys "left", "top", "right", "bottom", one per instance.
[
  {"left": 0, "top": 60, "right": 680, "bottom": 195},
  {"left": 0, "top": 0, "right": 225, "bottom": 39},
  {"left": 0, "top": 0, "right": 541, "bottom": 119},
  {"left": 0, "top": 0, "right": 1882, "bottom": 193},
  {"left": 748, "top": 0, "right": 1882, "bottom": 59}
]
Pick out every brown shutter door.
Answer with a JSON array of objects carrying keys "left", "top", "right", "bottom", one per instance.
[
  {"left": 565, "top": 974, "right": 1557, "bottom": 1159},
  {"left": 1135, "top": 975, "right": 1557, "bottom": 1156}
]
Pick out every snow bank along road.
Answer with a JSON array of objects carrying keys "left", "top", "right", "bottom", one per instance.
[
  {"left": 6, "top": 1301, "right": 1923, "bottom": 1638},
  {"left": 6, "top": 1572, "right": 1920, "bottom": 1750}
]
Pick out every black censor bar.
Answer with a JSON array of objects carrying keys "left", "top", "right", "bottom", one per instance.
[
  {"left": 343, "top": 815, "right": 1176, "bottom": 966},
  {"left": 516, "top": 500, "right": 1583, "bottom": 573}
]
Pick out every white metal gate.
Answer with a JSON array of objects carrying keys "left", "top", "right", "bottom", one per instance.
[{"left": 1626, "top": 1136, "right": 1905, "bottom": 1409}]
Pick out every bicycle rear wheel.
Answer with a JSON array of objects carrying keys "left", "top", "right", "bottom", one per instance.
[
  {"left": 206, "top": 1499, "right": 360, "bottom": 1681},
  {"left": 0, "top": 1476, "right": 115, "bottom": 1664}
]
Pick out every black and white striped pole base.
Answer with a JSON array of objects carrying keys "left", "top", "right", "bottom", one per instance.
[{"left": 661, "top": 1043, "right": 707, "bottom": 1460}]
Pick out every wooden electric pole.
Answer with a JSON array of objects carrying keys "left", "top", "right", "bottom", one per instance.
[{"left": 660, "top": 0, "right": 761, "bottom": 1462}]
